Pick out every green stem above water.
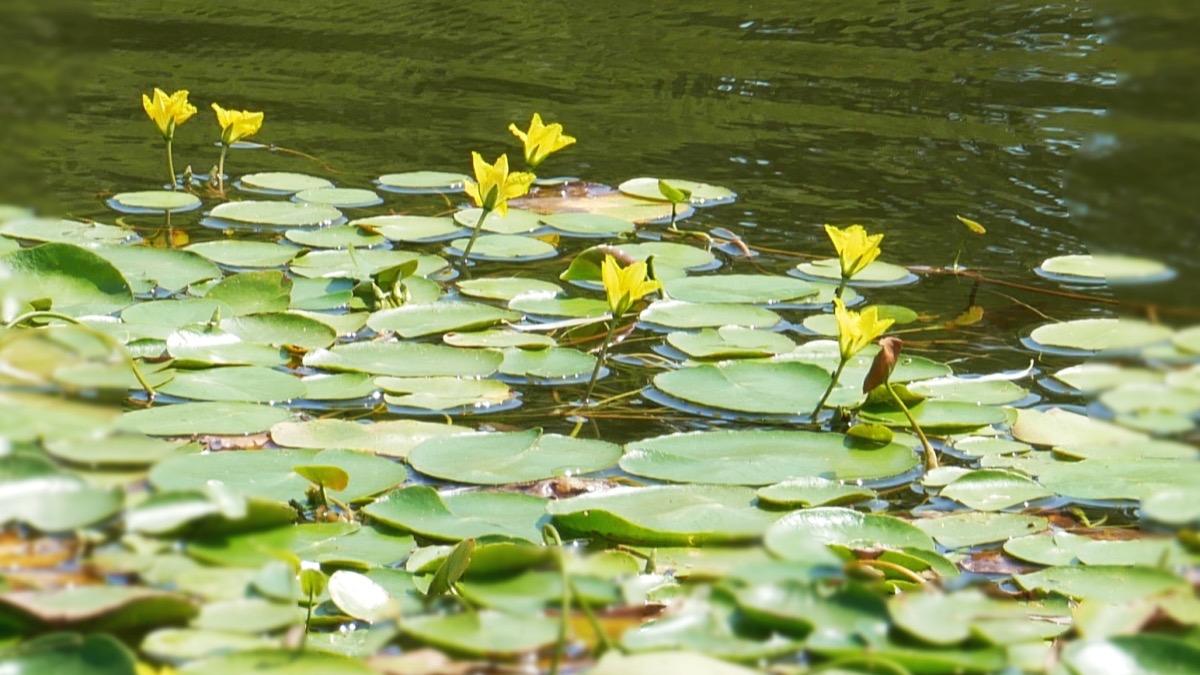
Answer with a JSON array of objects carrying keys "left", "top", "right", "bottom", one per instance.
[
  {"left": 811, "top": 356, "right": 848, "bottom": 422},
  {"left": 455, "top": 207, "right": 491, "bottom": 274},
  {"left": 886, "top": 382, "right": 938, "bottom": 469},
  {"left": 165, "top": 138, "right": 177, "bottom": 191},
  {"left": 584, "top": 318, "right": 619, "bottom": 405},
  {"left": 216, "top": 144, "right": 229, "bottom": 195}
]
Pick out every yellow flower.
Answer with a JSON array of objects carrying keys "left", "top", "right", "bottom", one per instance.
[
  {"left": 464, "top": 152, "right": 534, "bottom": 216},
  {"left": 508, "top": 113, "right": 576, "bottom": 169},
  {"left": 825, "top": 224, "right": 884, "bottom": 280},
  {"left": 211, "top": 102, "right": 264, "bottom": 146},
  {"left": 141, "top": 88, "right": 197, "bottom": 140},
  {"left": 601, "top": 255, "right": 661, "bottom": 317},
  {"left": 833, "top": 298, "right": 894, "bottom": 361}
]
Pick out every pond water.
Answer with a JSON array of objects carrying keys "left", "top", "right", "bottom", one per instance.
[{"left": 0, "top": 1, "right": 1198, "bottom": 672}]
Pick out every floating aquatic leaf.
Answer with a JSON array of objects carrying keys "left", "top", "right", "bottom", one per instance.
[
  {"left": 906, "top": 377, "right": 1030, "bottom": 405},
  {"left": 289, "top": 248, "right": 447, "bottom": 280},
  {"left": 220, "top": 312, "right": 336, "bottom": 350},
  {"left": 402, "top": 610, "right": 559, "bottom": 657},
  {"left": 177, "top": 648, "right": 375, "bottom": 674},
  {"left": 0, "top": 455, "right": 123, "bottom": 531},
  {"left": 540, "top": 212, "right": 635, "bottom": 237},
  {"left": 443, "top": 329, "right": 556, "bottom": 349},
  {"left": 207, "top": 200, "right": 343, "bottom": 228},
  {"left": 304, "top": 342, "right": 501, "bottom": 378},
  {"left": 204, "top": 270, "right": 293, "bottom": 315},
  {"left": 794, "top": 258, "right": 916, "bottom": 286},
  {"left": 352, "top": 215, "right": 465, "bottom": 242},
  {"left": 271, "top": 418, "right": 470, "bottom": 459},
  {"left": 641, "top": 300, "right": 781, "bottom": 330},
  {"left": 454, "top": 207, "right": 543, "bottom": 234},
  {"left": 1015, "top": 565, "right": 1188, "bottom": 601},
  {"left": 157, "top": 365, "right": 306, "bottom": 403},
  {"left": 666, "top": 327, "right": 795, "bottom": 359},
  {"left": 653, "top": 361, "right": 830, "bottom": 415},
  {"left": 1, "top": 243, "right": 132, "bottom": 316},
  {"left": 446, "top": 234, "right": 556, "bottom": 261},
  {"left": 118, "top": 401, "right": 293, "bottom": 436},
  {"left": 238, "top": 172, "right": 334, "bottom": 193},
  {"left": 283, "top": 224, "right": 386, "bottom": 249},
  {"left": 1027, "top": 318, "right": 1173, "bottom": 354},
  {"left": 0, "top": 218, "right": 134, "bottom": 246},
  {"left": 457, "top": 277, "right": 562, "bottom": 301},
  {"left": 107, "top": 190, "right": 202, "bottom": 213},
  {"left": 498, "top": 346, "right": 596, "bottom": 381},
  {"left": 859, "top": 399, "right": 1009, "bottom": 433},
  {"left": 94, "top": 246, "right": 220, "bottom": 293},
  {"left": 376, "top": 170, "right": 470, "bottom": 193},
  {"left": 663, "top": 275, "right": 817, "bottom": 304},
  {"left": 766, "top": 507, "right": 935, "bottom": 557},
  {"left": 367, "top": 302, "right": 520, "bottom": 338},
  {"left": 409, "top": 429, "right": 620, "bottom": 484},
  {"left": 1051, "top": 362, "right": 1163, "bottom": 393},
  {"left": 913, "top": 512, "right": 1047, "bottom": 549},
  {"left": 364, "top": 486, "right": 547, "bottom": 543},
  {"left": 1036, "top": 254, "right": 1172, "bottom": 285},
  {"left": 755, "top": 477, "right": 876, "bottom": 508},
  {"left": 507, "top": 294, "right": 608, "bottom": 318},
  {"left": 294, "top": 187, "right": 382, "bottom": 208},
  {"left": 618, "top": 177, "right": 736, "bottom": 206},
  {"left": 379, "top": 376, "right": 514, "bottom": 412},
  {"left": 939, "top": 470, "right": 1053, "bottom": 511}
]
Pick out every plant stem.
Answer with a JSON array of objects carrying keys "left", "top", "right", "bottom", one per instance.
[
  {"left": 886, "top": 383, "right": 937, "bottom": 469},
  {"left": 543, "top": 525, "right": 570, "bottom": 675},
  {"left": 454, "top": 207, "right": 490, "bottom": 273},
  {"left": 810, "top": 356, "right": 848, "bottom": 422},
  {"left": 301, "top": 589, "right": 313, "bottom": 652},
  {"left": 834, "top": 276, "right": 848, "bottom": 299},
  {"left": 584, "top": 318, "right": 619, "bottom": 405},
  {"left": 216, "top": 144, "right": 229, "bottom": 195},
  {"left": 668, "top": 203, "right": 678, "bottom": 231},
  {"left": 165, "top": 138, "right": 176, "bottom": 191}
]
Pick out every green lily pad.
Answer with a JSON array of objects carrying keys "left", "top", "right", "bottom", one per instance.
[
  {"left": 906, "top": 377, "right": 1030, "bottom": 405},
  {"left": 890, "top": 590, "right": 1069, "bottom": 646},
  {"left": 93, "top": 246, "right": 221, "bottom": 293},
  {"left": 42, "top": 433, "right": 191, "bottom": 467},
  {"left": 203, "top": 270, "right": 293, "bottom": 315},
  {"left": 0, "top": 586, "right": 195, "bottom": 632},
  {"left": 402, "top": 610, "right": 559, "bottom": 657},
  {"left": 1004, "top": 531, "right": 1188, "bottom": 567},
  {"left": 456, "top": 277, "right": 562, "bottom": 301},
  {"left": 620, "top": 588, "right": 799, "bottom": 660},
  {"left": 443, "top": 329, "right": 556, "bottom": 349},
  {"left": 913, "top": 512, "right": 1047, "bottom": 549},
  {"left": 1036, "top": 457, "right": 1200, "bottom": 501},
  {"left": 614, "top": 241, "right": 717, "bottom": 270},
  {"left": 117, "top": 402, "right": 293, "bottom": 436},
  {"left": 939, "top": 470, "right": 1053, "bottom": 511},
  {"left": 363, "top": 486, "right": 547, "bottom": 543},
  {"left": 641, "top": 301, "right": 781, "bottom": 329},
  {"left": 859, "top": 400, "right": 1009, "bottom": 433},
  {"left": 283, "top": 225, "right": 386, "bottom": 249},
  {"left": 794, "top": 258, "right": 916, "bottom": 285},
  {"left": 1051, "top": 363, "right": 1163, "bottom": 393},
  {"left": 1, "top": 218, "right": 134, "bottom": 246},
  {"left": 157, "top": 365, "right": 306, "bottom": 403},
  {"left": 652, "top": 361, "right": 830, "bottom": 416},
  {"left": 294, "top": 187, "right": 382, "bottom": 208},
  {"left": 187, "top": 522, "right": 414, "bottom": 569},
  {"left": 409, "top": 429, "right": 620, "bottom": 484},
  {"left": 589, "top": 651, "right": 760, "bottom": 675},
  {"left": 454, "top": 207, "right": 543, "bottom": 234},
  {"left": 271, "top": 418, "right": 470, "bottom": 460},
  {"left": 108, "top": 190, "right": 202, "bottom": 213},
  {"left": 1011, "top": 407, "right": 1146, "bottom": 448},
  {"left": 239, "top": 172, "right": 334, "bottom": 193},
  {"left": 220, "top": 312, "right": 337, "bottom": 350},
  {"left": 1142, "top": 487, "right": 1200, "bottom": 525},
  {"left": 166, "top": 325, "right": 286, "bottom": 367},
  {"left": 621, "top": 430, "right": 918, "bottom": 485},
  {"left": 663, "top": 275, "right": 817, "bottom": 304},
  {"left": 207, "top": 201, "right": 343, "bottom": 228},
  {"left": 755, "top": 477, "right": 876, "bottom": 508},
  {"left": 507, "top": 294, "right": 608, "bottom": 318},
  {"left": 549, "top": 485, "right": 777, "bottom": 546},
  {"left": 379, "top": 377, "right": 514, "bottom": 412},
  {"left": 192, "top": 598, "right": 304, "bottom": 633},
  {"left": 0, "top": 633, "right": 137, "bottom": 673},
  {"left": 289, "top": 248, "right": 447, "bottom": 280},
  {"left": 1015, "top": 565, "right": 1188, "bottom": 601},
  {"left": 1, "top": 242, "right": 132, "bottom": 316},
  {"left": 1100, "top": 383, "right": 1200, "bottom": 416},
  {"left": 141, "top": 628, "right": 274, "bottom": 662},
  {"left": 352, "top": 215, "right": 464, "bottom": 242},
  {"left": 178, "top": 649, "right": 375, "bottom": 675},
  {"left": 1037, "top": 254, "right": 1172, "bottom": 285},
  {"left": 447, "top": 234, "right": 556, "bottom": 261},
  {"left": 498, "top": 346, "right": 596, "bottom": 381},
  {"left": 299, "top": 373, "right": 378, "bottom": 400},
  {"left": 304, "top": 342, "right": 501, "bottom": 377},
  {"left": 1027, "top": 318, "right": 1173, "bottom": 354},
  {"left": 0, "top": 455, "right": 123, "bottom": 531},
  {"left": 367, "top": 302, "right": 520, "bottom": 338},
  {"left": 541, "top": 212, "right": 636, "bottom": 237},
  {"left": 376, "top": 171, "right": 469, "bottom": 193},
  {"left": 618, "top": 177, "right": 736, "bottom": 206},
  {"left": 766, "top": 507, "right": 935, "bottom": 556},
  {"left": 1064, "top": 635, "right": 1200, "bottom": 675},
  {"left": 666, "top": 327, "right": 795, "bottom": 359}
]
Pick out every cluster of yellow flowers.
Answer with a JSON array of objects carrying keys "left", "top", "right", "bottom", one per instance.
[{"left": 141, "top": 87, "right": 264, "bottom": 191}]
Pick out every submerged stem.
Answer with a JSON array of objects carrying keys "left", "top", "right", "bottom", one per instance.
[
  {"left": 886, "top": 382, "right": 937, "bottom": 469},
  {"left": 811, "top": 356, "right": 848, "bottom": 422},
  {"left": 584, "top": 318, "right": 619, "bottom": 405},
  {"left": 454, "top": 207, "right": 491, "bottom": 274}
]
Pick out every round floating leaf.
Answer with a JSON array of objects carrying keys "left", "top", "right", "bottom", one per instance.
[
  {"left": 541, "top": 212, "right": 635, "bottom": 237},
  {"left": 523, "top": 190, "right": 687, "bottom": 224},
  {"left": 166, "top": 326, "right": 286, "bottom": 368},
  {"left": 363, "top": 486, "right": 547, "bottom": 543},
  {"left": 508, "top": 294, "right": 608, "bottom": 318},
  {"left": 0, "top": 218, "right": 133, "bottom": 246},
  {"left": 207, "top": 201, "right": 343, "bottom": 228},
  {"left": 590, "top": 651, "right": 760, "bottom": 675},
  {"left": 0, "top": 633, "right": 139, "bottom": 674},
  {"left": 300, "top": 373, "right": 378, "bottom": 401},
  {"left": 952, "top": 437, "right": 1032, "bottom": 457},
  {"left": 1100, "top": 383, "right": 1200, "bottom": 416},
  {"left": 454, "top": 207, "right": 543, "bottom": 234},
  {"left": 1142, "top": 487, "right": 1200, "bottom": 526},
  {"left": 1173, "top": 325, "right": 1200, "bottom": 354},
  {"left": 239, "top": 172, "right": 334, "bottom": 193},
  {"left": 457, "top": 277, "right": 562, "bottom": 301},
  {"left": 157, "top": 365, "right": 306, "bottom": 403},
  {"left": 221, "top": 312, "right": 336, "bottom": 350},
  {"left": 663, "top": 275, "right": 817, "bottom": 304},
  {"left": 444, "top": 329, "right": 556, "bottom": 349},
  {"left": 0, "top": 456, "right": 123, "bottom": 531},
  {"left": 615, "top": 241, "right": 716, "bottom": 270},
  {"left": 0, "top": 204, "right": 34, "bottom": 222},
  {"left": 289, "top": 249, "right": 447, "bottom": 280},
  {"left": 621, "top": 430, "right": 918, "bottom": 485},
  {"left": 271, "top": 419, "right": 470, "bottom": 460},
  {"left": 376, "top": 171, "right": 469, "bottom": 193},
  {"left": 118, "top": 401, "right": 293, "bottom": 436},
  {"left": 756, "top": 477, "right": 876, "bottom": 508},
  {"left": 107, "top": 190, "right": 201, "bottom": 214},
  {"left": 618, "top": 177, "right": 736, "bottom": 206},
  {"left": 304, "top": 342, "right": 501, "bottom": 377},
  {"left": 178, "top": 649, "right": 375, "bottom": 675},
  {"left": 403, "top": 610, "right": 558, "bottom": 657},
  {"left": 1011, "top": 407, "right": 1145, "bottom": 448},
  {"left": 1051, "top": 363, "right": 1163, "bottom": 394},
  {"left": 939, "top": 470, "right": 1053, "bottom": 511},
  {"left": 367, "top": 302, "right": 520, "bottom": 338},
  {"left": 294, "top": 187, "right": 382, "bottom": 208},
  {"left": 913, "top": 512, "right": 1047, "bottom": 549},
  {"left": 641, "top": 301, "right": 781, "bottom": 330},
  {"left": 858, "top": 400, "right": 1009, "bottom": 433},
  {"left": 548, "top": 485, "right": 777, "bottom": 546},
  {"left": 1037, "top": 254, "right": 1172, "bottom": 285},
  {"left": 1063, "top": 635, "right": 1200, "bottom": 675},
  {"left": 1036, "top": 458, "right": 1200, "bottom": 501},
  {"left": 43, "top": 433, "right": 190, "bottom": 467},
  {"left": 379, "top": 377, "right": 514, "bottom": 412},
  {"left": 1015, "top": 565, "right": 1188, "bottom": 601},
  {"left": 352, "top": 215, "right": 464, "bottom": 242},
  {"left": 906, "top": 377, "right": 1030, "bottom": 405},
  {"left": 141, "top": 628, "right": 274, "bottom": 662},
  {"left": 794, "top": 258, "right": 916, "bottom": 286},
  {"left": 192, "top": 598, "right": 304, "bottom": 634},
  {"left": 890, "top": 590, "right": 1069, "bottom": 647},
  {"left": 93, "top": 246, "right": 221, "bottom": 293},
  {"left": 667, "top": 327, "right": 795, "bottom": 360},
  {"left": 498, "top": 346, "right": 595, "bottom": 381},
  {"left": 327, "top": 570, "right": 397, "bottom": 623},
  {"left": 410, "top": 429, "right": 620, "bottom": 484},
  {"left": 283, "top": 225, "right": 386, "bottom": 249},
  {"left": 1, "top": 242, "right": 133, "bottom": 315},
  {"left": 1027, "top": 318, "right": 1172, "bottom": 354},
  {"left": 447, "top": 234, "right": 556, "bottom": 261},
  {"left": 766, "top": 508, "right": 935, "bottom": 557},
  {"left": 653, "top": 361, "right": 830, "bottom": 415},
  {"left": 619, "top": 589, "right": 800, "bottom": 660}
]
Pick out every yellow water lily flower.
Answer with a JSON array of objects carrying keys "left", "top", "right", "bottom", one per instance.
[
  {"left": 825, "top": 224, "right": 884, "bottom": 280},
  {"left": 833, "top": 298, "right": 894, "bottom": 361},
  {"left": 212, "top": 103, "right": 264, "bottom": 146},
  {"left": 601, "top": 255, "right": 661, "bottom": 317},
  {"left": 141, "top": 88, "right": 197, "bottom": 140},
  {"left": 508, "top": 113, "right": 576, "bottom": 169},
  {"left": 464, "top": 152, "right": 534, "bottom": 216}
]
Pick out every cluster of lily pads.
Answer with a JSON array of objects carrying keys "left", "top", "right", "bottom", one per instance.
[{"left": 0, "top": 103, "right": 1196, "bottom": 675}]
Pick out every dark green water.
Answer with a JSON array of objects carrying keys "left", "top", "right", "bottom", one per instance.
[{"left": 1, "top": 0, "right": 1196, "bottom": 312}]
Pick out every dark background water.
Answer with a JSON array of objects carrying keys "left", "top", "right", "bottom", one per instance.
[{"left": 0, "top": 0, "right": 1196, "bottom": 318}]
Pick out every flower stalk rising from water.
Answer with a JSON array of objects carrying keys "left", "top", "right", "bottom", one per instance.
[
  {"left": 825, "top": 224, "right": 883, "bottom": 298},
  {"left": 810, "top": 298, "right": 894, "bottom": 420},
  {"left": 584, "top": 255, "right": 661, "bottom": 404},
  {"left": 142, "top": 88, "right": 197, "bottom": 190},
  {"left": 865, "top": 336, "right": 938, "bottom": 470},
  {"left": 509, "top": 113, "right": 576, "bottom": 171},
  {"left": 459, "top": 152, "right": 534, "bottom": 270},
  {"left": 211, "top": 102, "right": 264, "bottom": 195},
  {"left": 658, "top": 179, "right": 692, "bottom": 231}
]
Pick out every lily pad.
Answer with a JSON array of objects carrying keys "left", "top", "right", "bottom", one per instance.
[
  {"left": 1026, "top": 318, "right": 1173, "bottom": 354},
  {"left": 178, "top": 649, "right": 375, "bottom": 675},
  {"left": 1051, "top": 363, "right": 1163, "bottom": 394},
  {"left": 663, "top": 275, "right": 817, "bottom": 304},
  {"left": 271, "top": 419, "right": 470, "bottom": 459},
  {"left": 0, "top": 218, "right": 134, "bottom": 246},
  {"left": 207, "top": 201, "right": 344, "bottom": 228},
  {"left": 858, "top": 400, "right": 1009, "bottom": 433},
  {"left": 794, "top": 258, "right": 917, "bottom": 286},
  {"left": 402, "top": 610, "right": 558, "bottom": 657},
  {"left": 621, "top": 430, "right": 918, "bottom": 485},
  {"left": 618, "top": 177, "right": 736, "bottom": 206},
  {"left": 107, "top": 190, "right": 201, "bottom": 214},
  {"left": 541, "top": 212, "right": 635, "bottom": 237},
  {"left": 367, "top": 302, "right": 520, "bottom": 338},
  {"left": 1, "top": 243, "right": 133, "bottom": 316},
  {"left": 294, "top": 187, "right": 382, "bottom": 208},
  {"left": 913, "top": 512, "right": 1047, "bottom": 549},
  {"left": 379, "top": 376, "right": 514, "bottom": 412},
  {"left": 652, "top": 361, "right": 830, "bottom": 416},
  {"left": 289, "top": 249, "right": 447, "bottom": 280},
  {"left": 352, "top": 215, "right": 464, "bottom": 242},
  {"left": 409, "top": 429, "right": 620, "bottom": 484},
  {"left": 755, "top": 477, "right": 876, "bottom": 508},
  {"left": 117, "top": 401, "right": 293, "bottom": 436},
  {"left": 939, "top": 470, "right": 1053, "bottom": 511},
  {"left": 614, "top": 241, "right": 717, "bottom": 270},
  {"left": 906, "top": 377, "right": 1030, "bottom": 406},
  {"left": 766, "top": 508, "right": 935, "bottom": 556},
  {"left": 220, "top": 312, "right": 337, "bottom": 350},
  {"left": 457, "top": 277, "right": 562, "bottom": 301},
  {"left": 283, "top": 225, "right": 386, "bottom": 249},
  {"left": 498, "top": 346, "right": 596, "bottom": 382},
  {"left": 1015, "top": 565, "right": 1188, "bottom": 601},
  {"left": 0, "top": 455, "right": 123, "bottom": 531},
  {"left": 443, "top": 329, "right": 556, "bottom": 349},
  {"left": 304, "top": 342, "right": 501, "bottom": 377},
  {"left": 641, "top": 301, "right": 781, "bottom": 330},
  {"left": 1036, "top": 254, "right": 1172, "bottom": 285},
  {"left": 157, "top": 365, "right": 306, "bottom": 403},
  {"left": 446, "top": 234, "right": 556, "bottom": 261},
  {"left": 454, "top": 207, "right": 543, "bottom": 234},
  {"left": 666, "top": 327, "right": 795, "bottom": 359},
  {"left": 507, "top": 294, "right": 608, "bottom": 318},
  {"left": 238, "top": 172, "right": 334, "bottom": 194},
  {"left": 376, "top": 171, "right": 469, "bottom": 193},
  {"left": 363, "top": 486, "right": 547, "bottom": 543},
  {"left": 93, "top": 246, "right": 221, "bottom": 294}
]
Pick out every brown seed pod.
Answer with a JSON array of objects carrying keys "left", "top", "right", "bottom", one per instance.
[{"left": 863, "top": 336, "right": 903, "bottom": 394}]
